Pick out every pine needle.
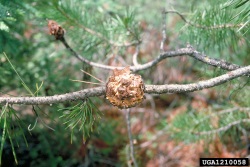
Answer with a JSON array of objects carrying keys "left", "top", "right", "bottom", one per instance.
[
  {"left": 3, "top": 53, "right": 34, "bottom": 96},
  {"left": 7, "top": 128, "right": 18, "bottom": 164},
  {"left": 70, "top": 79, "right": 103, "bottom": 85},
  {"left": 0, "top": 105, "right": 7, "bottom": 166},
  {"left": 80, "top": 69, "right": 104, "bottom": 83}
]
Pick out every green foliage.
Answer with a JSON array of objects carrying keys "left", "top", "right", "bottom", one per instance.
[
  {"left": 59, "top": 98, "right": 103, "bottom": 142},
  {"left": 170, "top": 110, "right": 210, "bottom": 142},
  {"left": 224, "top": 0, "right": 250, "bottom": 34},
  {"left": 0, "top": 0, "right": 29, "bottom": 51},
  {"left": 178, "top": 0, "right": 250, "bottom": 53},
  {"left": 0, "top": 105, "right": 28, "bottom": 165},
  {"left": 228, "top": 79, "right": 250, "bottom": 106},
  {"left": 189, "top": 7, "right": 236, "bottom": 49},
  {"left": 3, "top": 53, "right": 35, "bottom": 96},
  {"left": 35, "top": 0, "right": 141, "bottom": 58},
  {"left": 0, "top": 0, "right": 24, "bottom": 22},
  {"left": 1, "top": 112, "right": 125, "bottom": 166},
  {"left": 170, "top": 107, "right": 249, "bottom": 143},
  {"left": 103, "top": 8, "right": 141, "bottom": 44},
  {"left": 0, "top": 1, "right": 51, "bottom": 91}
]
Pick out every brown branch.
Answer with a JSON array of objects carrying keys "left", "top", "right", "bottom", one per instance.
[
  {"left": 0, "top": 65, "right": 249, "bottom": 105},
  {"left": 191, "top": 49, "right": 242, "bottom": 71},
  {"left": 0, "top": 87, "right": 105, "bottom": 105},
  {"left": 60, "top": 36, "right": 247, "bottom": 73},
  {"left": 145, "top": 65, "right": 250, "bottom": 94},
  {"left": 59, "top": 37, "right": 194, "bottom": 71}
]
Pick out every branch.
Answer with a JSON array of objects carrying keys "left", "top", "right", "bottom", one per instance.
[
  {"left": 60, "top": 37, "right": 193, "bottom": 71},
  {"left": 193, "top": 119, "right": 250, "bottom": 135},
  {"left": 0, "top": 87, "right": 105, "bottom": 105},
  {"left": 160, "top": 8, "right": 167, "bottom": 52},
  {"left": 60, "top": 36, "right": 247, "bottom": 73},
  {"left": 145, "top": 65, "right": 250, "bottom": 94},
  {"left": 194, "top": 107, "right": 250, "bottom": 126},
  {"left": 132, "top": 45, "right": 140, "bottom": 66},
  {"left": 191, "top": 49, "right": 243, "bottom": 71},
  {"left": 125, "top": 109, "right": 138, "bottom": 167},
  {"left": 1, "top": 65, "right": 249, "bottom": 105},
  {"left": 165, "top": 10, "right": 249, "bottom": 29}
]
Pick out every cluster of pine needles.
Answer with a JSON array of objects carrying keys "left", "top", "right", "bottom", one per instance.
[{"left": 59, "top": 98, "right": 103, "bottom": 143}]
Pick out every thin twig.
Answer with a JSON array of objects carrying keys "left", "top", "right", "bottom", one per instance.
[
  {"left": 140, "top": 128, "right": 167, "bottom": 148},
  {"left": 126, "top": 145, "right": 132, "bottom": 167},
  {"left": 160, "top": 143, "right": 184, "bottom": 165},
  {"left": 193, "top": 119, "right": 250, "bottom": 135},
  {"left": 59, "top": 37, "right": 248, "bottom": 73},
  {"left": 60, "top": 37, "right": 195, "bottom": 71},
  {"left": 126, "top": 109, "right": 138, "bottom": 167},
  {"left": 165, "top": 10, "right": 249, "bottom": 29},
  {"left": 70, "top": 79, "right": 104, "bottom": 85},
  {"left": 237, "top": 125, "right": 250, "bottom": 155},
  {"left": 160, "top": 8, "right": 167, "bottom": 52},
  {"left": 191, "top": 49, "right": 243, "bottom": 72},
  {"left": 30, "top": 106, "right": 55, "bottom": 131},
  {"left": 80, "top": 69, "right": 104, "bottom": 83},
  {"left": 132, "top": 45, "right": 140, "bottom": 66},
  {"left": 194, "top": 107, "right": 250, "bottom": 126}
]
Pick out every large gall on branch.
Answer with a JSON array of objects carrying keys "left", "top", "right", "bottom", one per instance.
[{"left": 0, "top": 65, "right": 249, "bottom": 105}]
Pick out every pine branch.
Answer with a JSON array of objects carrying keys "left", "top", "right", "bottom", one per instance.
[
  {"left": 60, "top": 35, "right": 247, "bottom": 73},
  {"left": 60, "top": 36, "right": 195, "bottom": 71},
  {"left": 191, "top": 49, "right": 242, "bottom": 71},
  {"left": 55, "top": 5, "right": 140, "bottom": 47},
  {"left": 0, "top": 65, "right": 249, "bottom": 105},
  {"left": 193, "top": 119, "right": 250, "bottom": 135},
  {"left": 49, "top": 19, "right": 247, "bottom": 73},
  {"left": 145, "top": 65, "right": 250, "bottom": 94},
  {"left": 195, "top": 107, "right": 250, "bottom": 126},
  {"left": 132, "top": 45, "right": 140, "bottom": 66},
  {"left": 0, "top": 87, "right": 105, "bottom": 105},
  {"left": 165, "top": 10, "right": 249, "bottom": 29}
]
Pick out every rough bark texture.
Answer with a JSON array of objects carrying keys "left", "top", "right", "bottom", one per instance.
[{"left": 1, "top": 65, "right": 249, "bottom": 105}]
